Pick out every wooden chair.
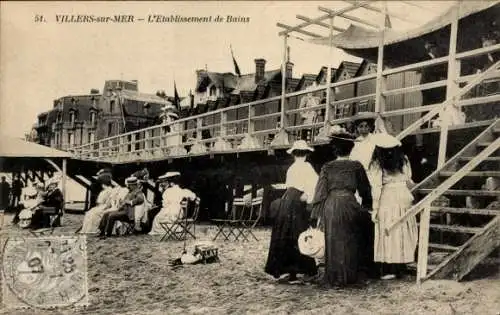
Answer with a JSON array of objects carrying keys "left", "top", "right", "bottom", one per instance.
[
  {"left": 212, "top": 196, "right": 263, "bottom": 241},
  {"left": 160, "top": 197, "right": 201, "bottom": 241}
]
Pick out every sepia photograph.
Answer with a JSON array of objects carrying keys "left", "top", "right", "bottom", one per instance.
[{"left": 0, "top": 0, "right": 499, "bottom": 314}]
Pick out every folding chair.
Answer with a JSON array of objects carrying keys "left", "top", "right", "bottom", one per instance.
[
  {"left": 30, "top": 212, "right": 62, "bottom": 237},
  {"left": 212, "top": 196, "right": 263, "bottom": 241},
  {"left": 160, "top": 197, "right": 201, "bottom": 241}
]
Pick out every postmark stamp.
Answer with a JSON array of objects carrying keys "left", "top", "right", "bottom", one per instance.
[{"left": 1, "top": 235, "right": 89, "bottom": 309}]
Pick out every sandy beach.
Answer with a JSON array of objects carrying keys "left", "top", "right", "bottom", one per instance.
[{"left": 1, "top": 213, "right": 499, "bottom": 315}]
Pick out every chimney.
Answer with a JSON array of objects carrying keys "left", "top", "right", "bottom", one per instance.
[
  {"left": 254, "top": 59, "right": 266, "bottom": 83},
  {"left": 286, "top": 62, "right": 294, "bottom": 79},
  {"left": 285, "top": 46, "right": 293, "bottom": 78},
  {"left": 90, "top": 89, "right": 100, "bottom": 94}
]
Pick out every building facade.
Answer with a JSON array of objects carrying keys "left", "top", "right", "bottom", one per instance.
[{"left": 34, "top": 80, "right": 172, "bottom": 149}]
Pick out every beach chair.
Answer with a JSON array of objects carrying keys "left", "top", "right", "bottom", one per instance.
[
  {"left": 30, "top": 211, "right": 63, "bottom": 237},
  {"left": 212, "top": 196, "right": 263, "bottom": 241},
  {"left": 160, "top": 197, "right": 201, "bottom": 241}
]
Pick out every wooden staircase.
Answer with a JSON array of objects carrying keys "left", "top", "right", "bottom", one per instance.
[{"left": 409, "top": 119, "right": 500, "bottom": 281}]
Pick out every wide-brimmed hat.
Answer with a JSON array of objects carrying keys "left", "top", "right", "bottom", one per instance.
[
  {"left": 96, "top": 168, "right": 112, "bottom": 176},
  {"left": 353, "top": 112, "right": 377, "bottom": 125},
  {"left": 158, "top": 171, "right": 181, "bottom": 182},
  {"left": 371, "top": 133, "right": 402, "bottom": 148},
  {"left": 24, "top": 187, "right": 38, "bottom": 197},
  {"left": 46, "top": 176, "right": 60, "bottom": 187},
  {"left": 125, "top": 176, "right": 139, "bottom": 186},
  {"left": 286, "top": 140, "right": 314, "bottom": 154}
]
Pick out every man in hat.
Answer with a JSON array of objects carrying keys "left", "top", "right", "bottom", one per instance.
[
  {"left": 98, "top": 176, "right": 145, "bottom": 237},
  {"left": 31, "top": 177, "right": 63, "bottom": 229},
  {"left": 349, "top": 113, "right": 376, "bottom": 171}
]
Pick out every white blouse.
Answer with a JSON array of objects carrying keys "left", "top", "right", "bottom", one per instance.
[
  {"left": 349, "top": 134, "right": 376, "bottom": 171},
  {"left": 285, "top": 160, "right": 319, "bottom": 204}
]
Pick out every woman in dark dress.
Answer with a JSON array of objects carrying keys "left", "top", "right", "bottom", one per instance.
[
  {"left": 265, "top": 140, "right": 319, "bottom": 283},
  {"left": 311, "top": 133, "right": 372, "bottom": 287}
]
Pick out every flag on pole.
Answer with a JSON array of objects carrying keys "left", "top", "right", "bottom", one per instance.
[
  {"left": 384, "top": 14, "right": 392, "bottom": 29},
  {"left": 230, "top": 45, "right": 242, "bottom": 77},
  {"left": 174, "top": 81, "right": 181, "bottom": 111}
]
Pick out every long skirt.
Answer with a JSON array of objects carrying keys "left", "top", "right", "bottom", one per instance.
[
  {"left": 80, "top": 204, "right": 109, "bottom": 234},
  {"left": 264, "top": 188, "right": 317, "bottom": 278},
  {"left": 374, "top": 183, "right": 418, "bottom": 263},
  {"left": 149, "top": 206, "right": 182, "bottom": 235},
  {"left": 320, "top": 190, "right": 364, "bottom": 286}
]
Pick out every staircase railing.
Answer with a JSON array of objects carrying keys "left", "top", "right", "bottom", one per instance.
[{"left": 396, "top": 60, "right": 500, "bottom": 140}]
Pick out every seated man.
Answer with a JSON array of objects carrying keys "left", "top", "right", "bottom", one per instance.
[
  {"left": 98, "top": 176, "right": 144, "bottom": 238},
  {"left": 30, "top": 178, "right": 63, "bottom": 229}
]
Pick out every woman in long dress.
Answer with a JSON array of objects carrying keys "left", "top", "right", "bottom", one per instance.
[
  {"left": 311, "top": 133, "right": 372, "bottom": 287},
  {"left": 264, "top": 140, "right": 318, "bottom": 284},
  {"left": 369, "top": 133, "right": 417, "bottom": 280},
  {"left": 79, "top": 181, "right": 114, "bottom": 234},
  {"left": 149, "top": 172, "right": 196, "bottom": 236}
]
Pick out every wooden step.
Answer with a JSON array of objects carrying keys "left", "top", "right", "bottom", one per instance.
[
  {"left": 428, "top": 224, "right": 482, "bottom": 234},
  {"left": 429, "top": 243, "right": 459, "bottom": 252},
  {"left": 418, "top": 189, "right": 500, "bottom": 197},
  {"left": 431, "top": 207, "right": 500, "bottom": 215},
  {"left": 459, "top": 157, "right": 500, "bottom": 162},
  {"left": 477, "top": 141, "right": 494, "bottom": 148},
  {"left": 439, "top": 171, "right": 500, "bottom": 177}
]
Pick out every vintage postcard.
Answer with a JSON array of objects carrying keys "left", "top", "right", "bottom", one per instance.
[{"left": 0, "top": 1, "right": 499, "bottom": 314}]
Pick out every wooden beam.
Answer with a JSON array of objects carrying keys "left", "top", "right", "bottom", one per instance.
[
  {"left": 276, "top": 23, "right": 323, "bottom": 38},
  {"left": 343, "top": 0, "right": 418, "bottom": 24},
  {"left": 386, "top": 136, "right": 500, "bottom": 235},
  {"left": 278, "top": 1, "right": 370, "bottom": 36},
  {"left": 426, "top": 216, "right": 500, "bottom": 281},
  {"left": 325, "top": 16, "right": 334, "bottom": 125},
  {"left": 296, "top": 14, "right": 346, "bottom": 33},
  {"left": 319, "top": 6, "right": 379, "bottom": 29},
  {"left": 374, "top": 1, "right": 387, "bottom": 113},
  {"left": 438, "top": 4, "right": 460, "bottom": 168}
]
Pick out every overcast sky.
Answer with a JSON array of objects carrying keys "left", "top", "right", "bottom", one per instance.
[{"left": 0, "top": 1, "right": 454, "bottom": 138}]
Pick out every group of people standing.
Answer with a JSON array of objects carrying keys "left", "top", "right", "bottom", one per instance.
[{"left": 265, "top": 114, "right": 418, "bottom": 288}]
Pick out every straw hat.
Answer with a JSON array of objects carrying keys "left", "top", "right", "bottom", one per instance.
[
  {"left": 298, "top": 228, "right": 325, "bottom": 259},
  {"left": 371, "top": 133, "right": 402, "bottom": 148},
  {"left": 286, "top": 140, "right": 314, "bottom": 154},
  {"left": 24, "top": 187, "right": 38, "bottom": 197},
  {"left": 125, "top": 176, "right": 139, "bottom": 186},
  {"left": 158, "top": 171, "right": 181, "bottom": 181}
]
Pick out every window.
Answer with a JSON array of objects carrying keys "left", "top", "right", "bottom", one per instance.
[
  {"left": 209, "top": 86, "right": 217, "bottom": 96},
  {"left": 88, "top": 132, "right": 95, "bottom": 143},
  {"left": 110, "top": 100, "right": 115, "bottom": 113},
  {"left": 90, "top": 112, "right": 96, "bottom": 124},
  {"left": 69, "top": 112, "right": 75, "bottom": 124},
  {"left": 107, "top": 122, "right": 113, "bottom": 136},
  {"left": 55, "top": 132, "right": 60, "bottom": 145},
  {"left": 56, "top": 113, "right": 62, "bottom": 123},
  {"left": 68, "top": 133, "right": 74, "bottom": 146}
]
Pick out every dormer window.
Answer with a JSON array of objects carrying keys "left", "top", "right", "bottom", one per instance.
[
  {"left": 91, "top": 97, "right": 97, "bottom": 107},
  {"left": 143, "top": 103, "right": 150, "bottom": 115},
  {"left": 56, "top": 113, "right": 62, "bottom": 123},
  {"left": 209, "top": 86, "right": 217, "bottom": 97},
  {"left": 69, "top": 112, "right": 76, "bottom": 124},
  {"left": 110, "top": 100, "right": 115, "bottom": 113},
  {"left": 90, "top": 111, "right": 96, "bottom": 124}
]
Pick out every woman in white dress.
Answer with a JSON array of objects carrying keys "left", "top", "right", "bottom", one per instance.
[
  {"left": 369, "top": 133, "right": 417, "bottom": 280},
  {"left": 149, "top": 172, "right": 196, "bottom": 236},
  {"left": 79, "top": 181, "right": 115, "bottom": 234}
]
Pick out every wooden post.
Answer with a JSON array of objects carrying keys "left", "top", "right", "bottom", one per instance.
[
  {"left": 221, "top": 111, "right": 227, "bottom": 137},
  {"left": 374, "top": 1, "right": 387, "bottom": 114},
  {"left": 280, "top": 34, "right": 288, "bottom": 129},
  {"left": 61, "top": 158, "right": 67, "bottom": 216},
  {"left": 437, "top": 3, "right": 460, "bottom": 167},
  {"left": 325, "top": 17, "right": 334, "bottom": 125},
  {"left": 196, "top": 118, "right": 203, "bottom": 141},
  {"left": 417, "top": 207, "right": 431, "bottom": 283}
]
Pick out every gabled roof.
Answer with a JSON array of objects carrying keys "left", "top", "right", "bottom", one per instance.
[
  {"left": 337, "top": 61, "right": 361, "bottom": 78},
  {"left": 316, "top": 67, "right": 337, "bottom": 84},
  {"left": 0, "top": 136, "right": 72, "bottom": 158}
]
